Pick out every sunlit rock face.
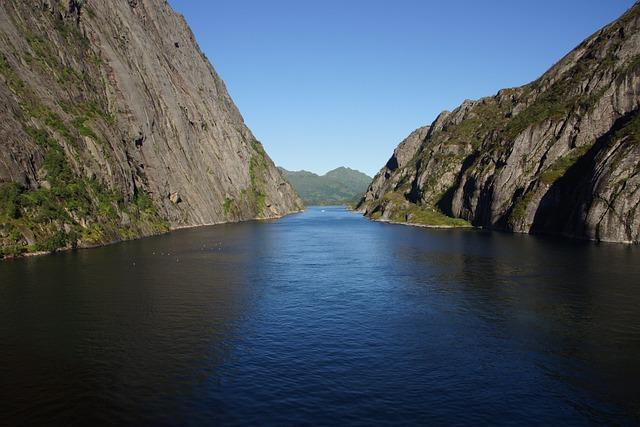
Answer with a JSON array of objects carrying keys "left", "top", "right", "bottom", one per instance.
[{"left": 358, "top": 4, "right": 640, "bottom": 243}]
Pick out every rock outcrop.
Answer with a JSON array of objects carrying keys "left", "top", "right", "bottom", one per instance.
[
  {"left": 0, "top": 0, "right": 302, "bottom": 256},
  {"left": 358, "top": 4, "right": 640, "bottom": 243},
  {"left": 359, "top": 126, "right": 428, "bottom": 214}
]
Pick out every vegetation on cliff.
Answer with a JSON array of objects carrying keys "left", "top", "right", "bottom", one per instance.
[
  {"left": 0, "top": 0, "right": 301, "bottom": 257},
  {"left": 358, "top": 4, "right": 640, "bottom": 242}
]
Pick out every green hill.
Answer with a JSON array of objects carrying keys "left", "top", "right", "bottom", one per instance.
[{"left": 279, "top": 167, "right": 372, "bottom": 206}]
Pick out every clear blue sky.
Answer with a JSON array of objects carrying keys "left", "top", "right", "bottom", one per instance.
[{"left": 168, "top": 0, "right": 634, "bottom": 176}]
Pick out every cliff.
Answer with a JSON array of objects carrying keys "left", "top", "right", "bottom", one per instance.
[
  {"left": 0, "top": 0, "right": 302, "bottom": 257},
  {"left": 358, "top": 4, "right": 640, "bottom": 243}
]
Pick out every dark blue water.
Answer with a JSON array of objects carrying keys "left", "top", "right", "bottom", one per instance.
[{"left": 1, "top": 206, "right": 640, "bottom": 425}]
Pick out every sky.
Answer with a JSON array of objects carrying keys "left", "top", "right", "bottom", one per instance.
[{"left": 168, "top": 0, "right": 635, "bottom": 176}]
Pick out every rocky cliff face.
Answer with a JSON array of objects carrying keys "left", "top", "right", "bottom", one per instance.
[
  {"left": 359, "top": 126, "right": 428, "bottom": 212},
  {"left": 0, "top": 0, "right": 302, "bottom": 256},
  {"left": 358, "top": 4, "right": 640, "bottom": 243}
]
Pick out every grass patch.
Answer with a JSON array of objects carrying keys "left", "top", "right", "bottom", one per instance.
[
  {"left": 25, "top": 31, "right": 57, "bottom": 69},
  {"left": 0, "top": 182, "right": 22, "bottom": 221},
  {"left": 503, "top": 88, "right": 568, "bottom": 139},
  {"left": 397, "top": 206, "right": 472, "bottom": 227},
  {"left": 248, "top": 140, "right": 268, "bottom": 215},
  {"left": 223, "top": 197, "right": 236, "bottom": 218},
  {"left": 375, "top": 191, "right": 471, "bottom": 227},
  {"left": 613, "top": 111, "right": 640, "bottom": 145},
  {"left": 0, "top": 54, "right": 29, "bottom": 98},
  {"left": 370, "top": 211, "right": 382, "bottom": 220},
  {"left": 540, "top": 145, "right": 592, "bottom": 185},
  {"left": 432, "top": 99, "right": 508, "bottom": 149},
  {"left": 72, "top": 115, "right": 97, "bottom": 138},
  {"left": 510, "top": 191, "right": 535, "bottom": 223},
  {"left": 538, "top": 112, "right": 640, "bottom": 186}
]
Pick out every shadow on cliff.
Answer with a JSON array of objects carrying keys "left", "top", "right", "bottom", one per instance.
[
  {"left": 531, "top": 112, "right": 637, "bottom": 240},
  {"left": 436, "top": 151, "right": 497, "bottom": 225}
]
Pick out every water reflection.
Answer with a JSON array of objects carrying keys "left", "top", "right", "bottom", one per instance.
[
  {"left": 0, "top": 223, "right": 262, "bottom": 424},
  {"left": 1, "top": 207, "right": 639, "bottom": 425},
  {"left": 392, "top": 227, "right": 640, "bottom": 421}
]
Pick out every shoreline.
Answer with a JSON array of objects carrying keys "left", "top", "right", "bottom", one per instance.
[
  {"left": 0, "top": 209, "right": 305, "bottom": 261},
  {"left": 369, "top": 215, "right": 638, "bottom": 245},
  {"left": 370, "top": 217, "right": 475, "bottom": 229}
]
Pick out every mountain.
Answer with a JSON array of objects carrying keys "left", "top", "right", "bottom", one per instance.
[
  {"left": 0, "top": 0, "right": 302, "bottom": 257},
  {"left": 357, "top": 4, "right": 640, "bottom": 243},
  {"left": 280, "top": 167, "right": 372, "bottom": 206}
]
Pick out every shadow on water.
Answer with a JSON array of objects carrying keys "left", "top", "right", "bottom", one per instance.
[
  {"left": 1, "top": 206, "right": 639, "bottom": 425},
  {"left": 391, "top": 228, "right": 640, "bottom": 422},
  {"left": 0, "top": 222, "right": 269, "bottom": 424}
]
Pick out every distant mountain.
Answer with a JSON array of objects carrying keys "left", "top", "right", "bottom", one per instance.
[{"left": 279, "top": 167, "right": 372, "bottom": 206}]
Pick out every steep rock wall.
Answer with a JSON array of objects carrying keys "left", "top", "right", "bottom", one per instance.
[
  {"left": 0, "top": 0, "right": 302, "bottom": 256},
  {"left": 358, "top": 4, "right": 640, "bottom": 243}
]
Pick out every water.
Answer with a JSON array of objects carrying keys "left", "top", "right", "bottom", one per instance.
[{"left": 1, "top": 206, "right": 639, "bottom": 425}]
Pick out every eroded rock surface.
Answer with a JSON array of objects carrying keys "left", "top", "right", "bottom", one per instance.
[
  {"left": 358, "top": 4, "right": 640, "bottom": 243},
  {"left": 0, "top": 0, "right": 302, "bottom": 256}
]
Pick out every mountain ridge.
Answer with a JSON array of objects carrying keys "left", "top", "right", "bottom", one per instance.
[
  {"left": 280, "top": 166, "right": 371, "bottom": 206},
  {"left": 358, "top": 4, "right": 640, "bottom": 243}
]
